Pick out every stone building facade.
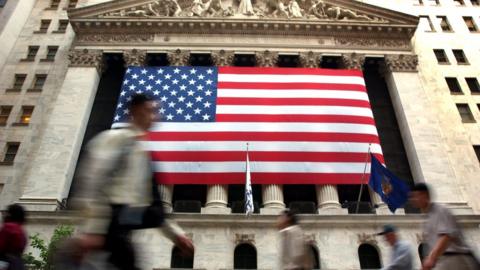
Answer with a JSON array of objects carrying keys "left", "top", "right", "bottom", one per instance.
[{"left": 1, "top": 0, "right": 480, "bottom": 269}]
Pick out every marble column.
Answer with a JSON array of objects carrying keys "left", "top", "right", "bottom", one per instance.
[
  {"left": 368, "top": 186, "right": 391, "bottom": 215},
  {"left": 159, "top": 185, "right": 173, "bottom": 213},
  {"left": 316, "top": 185, "right": 347, "bottom": 214},
  {"left": 18, "top": 49, "right": 104, "bottom": 211},
  {"left": 299, "top": 51, "right": 321, "bottom": 68},
  {"left": 212, "top": 50, "right": 235, "bottom": 67},
  {"left": 341, "top": 52, "right": 366, "bottom": 70},
  {"left": 254, "top": 50, "right": 285, "bottom": 214},
  {"left": 383, "top": 54, "right": 471, "bottom": 214},
  {"left": 167, "top": 49, "right": 190, "bottom": 66},
  {"left": 123, "top": 49, "right": 147, "bottom": 66}
]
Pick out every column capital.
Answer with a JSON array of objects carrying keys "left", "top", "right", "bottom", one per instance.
[
  {"left": 68, "top": 49, "right": 104, "bottom": 71},
  {"left": 212, "top": 50, "right": 235, "bottom": 66},
  {"left": 299, "top": 51, "right": 321, "bottom": 68},
  {"left": 341, "top": 53, "right": 366, "bottom": 70},
  {"left": 167, "top": 49, "right": 190, "bottom": 66},
  {"left": 383, "top": 54, "right": 418, "bottom": 73},
  {"left": 123, "top": 49, "right": 147, "bottom": 67},
  {"left": 255, "top": 50, "right": 278, "bottom": 67}
]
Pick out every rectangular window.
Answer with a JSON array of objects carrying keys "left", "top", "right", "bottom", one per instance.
[
  {"left": 30, "top": 74, "right": 47, "bottom": 91},
  {"left": 463, "top": 17, "right": 479, "bottom": 32},
  {"left": 437, "top": 16, "right": 452, "bottom": 32},
  {"left": 466, "top": 78, "right": 480, "bottom": 93},
  {"left": 0, "top": 106, "right": 12, "bottom": 126},
  {"left": 452, "top": 49, "right": 469, "bottom": 64},
  {"left": 420, "top": 16, "right": 435, "bottom": 31},
  {"left": 434, "top": 49, "right": 449, "bottom": 64},
  {"left": 12, "top": 74, "right": 27, "bottom": 90},
  {"left": 472, "top": 0, "right": 480, "bottom": 6},
  {"left": 37, "top": 19, "right": 51, "bottom": 33},
  {"left": 18, "top": 106, "right": 33, "bottom": 125},
  {"left": 24, "top": 46, "right": 39, "bottom": 61},
  {"left": 56, "top": 20, "right": 69, "bottom": 32},
  {"left": 42, "top": 46, "right": 58, "bottom": 61},
  {"left": 456, "top": 104, "right": 476, "bottom": 123},
  {"left": 446, "top": 77, "right": 462, "bottom": 93},
  {"left": 68, "top": 0, "right": 77, "bottom": 8},
  {"left": 2, "top": 142, "right": 19, "bottom": 164},
  {"left": 454, "top": 0, "right": 465, "bottom": 5},
  {"left": 474, "top": 145, "right": 480, "bottom": 163},
  {"left": 0, "top": 0, "right": 7, "bottom": 8},
  {"left": 49, "top": 0, "right": 60, "bottom": 9}
]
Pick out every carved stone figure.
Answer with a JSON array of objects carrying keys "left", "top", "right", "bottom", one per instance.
[
  {"left": 204, "top": 0, "right": 224, "bottom": 16},
  {"left": 212, "top": 50, "right": 234, "bottom": 66},
  {"left": 189, "top": 0, "right": 211, "bottom": 16},
  {"left": 165, "top": 0, "right": 182, "bottom": 16},
  {"left": 307, "top": 0, "right": 327, "bottom": 19},
  {"left": 167, "top": 49, "right": 190, "bottom": 66},
  {"left": 325, "top": 6, "right": 372, "bottom": 21},
  {"left": 238, "top": 0, "right": 255, "bottom": 15},
  {"left": 287, "top": 0, "right": 303, "bottom": 18},
  {"left": 255, "top": 50, "right": 278, "bottom": 67},
  {"left": 299, "top": 51, "right": 320, "bottom": 68},
  {"left": 267, "top": 0, "right": 289, "bottom": 18}
]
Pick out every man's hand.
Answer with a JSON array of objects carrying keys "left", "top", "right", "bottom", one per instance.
[
  {"left": 175, "top": 235, "right": 194, "bottom": 257},
  {"left": 422, "top": 255, "right": 436, "bottom": 270}
]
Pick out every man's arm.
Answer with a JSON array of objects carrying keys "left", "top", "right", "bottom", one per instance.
[
  {"left": 381, "top": 243, "right": 412, "bottom": 270},
  {"left": 422, "top": 235, "right": 451, "bottom": 270},
  {"left": 160, "top": 220, "right": 194, "bottom": 256}
]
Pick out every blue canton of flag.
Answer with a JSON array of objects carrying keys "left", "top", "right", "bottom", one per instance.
[
  {"left": 113, "top": 66, "right": 218, "bottom": 123},
  {"left": 368, "top": 154, "right": 410, "bottom": 213}
]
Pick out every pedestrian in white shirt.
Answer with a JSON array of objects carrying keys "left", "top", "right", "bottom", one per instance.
[{"left": 277, "top": 210, "right": 312, "bottom": 270}]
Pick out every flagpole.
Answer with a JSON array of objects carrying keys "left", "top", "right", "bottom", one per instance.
[{"left": 355, "top": 143, "right": 372, "bottom": 214}]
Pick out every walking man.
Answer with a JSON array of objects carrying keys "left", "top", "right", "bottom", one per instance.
[{"left": 377, "top": 224, "right": 413, "bottom": 270}]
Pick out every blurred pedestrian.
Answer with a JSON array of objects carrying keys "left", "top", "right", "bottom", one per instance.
[
  {"left": 0, "top": 204, "right": 27, "bottom": 270},
  {"left": 410, "top": 183, "right": 479, "bottom": 270},
  {"left": 277, "top": 210, "right": 312, "bottom": 270},
  {"left": 77, "top": 93, "right": 193, "bottom": 270},
  {"left": 377, "top": 224, "right": 413, "bottom": 270}
]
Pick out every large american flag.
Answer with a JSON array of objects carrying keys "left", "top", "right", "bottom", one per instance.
[{"left": 113, "top": 66, "right": 384, "bottom": 185}]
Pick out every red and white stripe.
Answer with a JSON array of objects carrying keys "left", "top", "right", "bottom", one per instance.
[{"left": 146, "top": 67, "right": 382, "bottom": 184}]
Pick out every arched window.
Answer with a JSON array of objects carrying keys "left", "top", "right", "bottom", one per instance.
[
  {"left": 171, "top": 246, "right": 194, "bottom": 269},
  {"left": 310, "top": 245, "right": 321, "bottom": 269},
  {"left": 234, "top": 243, "right": 257, "bottom": 269},
  {"left": 358, "top": 243, "right": 382, "bottom": 269},
  {"left": 418, "top": 243, "right": 427, "bottom": 262}
]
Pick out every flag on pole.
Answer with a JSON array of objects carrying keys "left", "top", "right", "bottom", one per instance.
[
  {"left": 113, "top": 66, "right": 384, "bottom": 185},
  {"left": 368, "top": 154, "right": 410, "bottom": 213},
  {"left": 245, "top": 144, "right": 254, "bottom": 215}
]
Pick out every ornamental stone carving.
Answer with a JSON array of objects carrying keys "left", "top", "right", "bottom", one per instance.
[
  {"left": 123, "top": 49, "right": 147, "bottom": 66},
  {"left": 335, "top": 38, "right": 411, "bottom": 49},
  {"left": 342, "top": 53, "right": 365, "bottom": 70},
  {"left": 76, "top": 34, "right": 154, "bottom": 44},
  {"left": 167, "top": 49, "right": 190, "bottom": 66},
  {"left": 299, "top": 51, "right": 320, "bottom": 68},
  {"left": 235, "top": 233, "right": 255, "bottom": 245},
  {"left": 68, "top": 49, "right": 104, "bottom": 71},
  {"left": 212, "top": 50, "right": 235, "bottom": 66},
  {"left": 98, "top": 0, "right": 387, "bottom": 21},
  {"left": 255, "top": 50, "right": 278, "bottom": 67},
  {"left": 357, "top": 233, "right": 378, "bottom": 245},
  {"left": 384, "top": 54, "right": 418, "bottom": 72}
]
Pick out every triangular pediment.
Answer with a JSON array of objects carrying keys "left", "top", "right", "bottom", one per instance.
[{"left": 69, "top": 0, "right": 417, "bottom": 25}]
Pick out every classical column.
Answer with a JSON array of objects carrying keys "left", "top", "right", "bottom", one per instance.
[
  {"left": 167, "top": 49, "right": 190, "bottom": 66},
  {"left": 159, "top": 185, "right": 174, "bottom": 213},
  {"left": 212, "top": 50, "right": 235, "bottom": 66},
  {"left": 316, "top": 185, "right": 347, "bottom": 214},
  {"left": 123, "top": 49, "right": 147, "bottom": 66},
  {"left": 367, "top": 186, "right": 392, "bottom": 215},
  {"left": 299, "top": 51, "right": 321, "bottom": 68},
  {"left": 254, "top": 50, "right": 285, "bottom": 214},
  {"left": 202, "top": 185, "right": 230, "bottom": 214},
  {"left": 341, "top": 52, "right": 366, "bottom": 70},
  {"left": 382, "top": 54, "right": 471, "bottom": 214},
  {"left": 18, "top": 49, "right": 104, "bottom": 211}
]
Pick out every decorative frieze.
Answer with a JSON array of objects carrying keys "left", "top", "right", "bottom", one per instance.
[
  {"left": 235, "top": 233, "right": 255, "bottom": 245},
  {"left": 68, "top": 49, "right": 104, "bottom": 71},
  {"left": 212, "top": 50, "right": 235, "bottom": 66},
  {"left": 384, "top": 54, "right": 418, "bottom": 72},
  {"left": 167, "top": 49, "right": 190, "bottom": 66},
  {"left": 255, "top": 50, "right": 278, "bottom": 67},
  {"left": 335, "top": 38, "right": 411, "bottom": 50},
  {"left": 342, "top": 53, "right": 366, "bottom": 70},
  {"left": 76, "top": 33, "right": 154, "bottom": 44},
  {"left": 123, "top": 49, "right": 147, "bottom": 66},
  {"left": 357, "top": 233, "right": 378, "bottom": 245},
  {"left": 299, "top": 51, "right": 320, "bottom": 68}
]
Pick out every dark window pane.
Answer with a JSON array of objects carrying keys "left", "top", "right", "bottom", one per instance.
[
  {"left": 473, "top": 145, "right": 480, "bottom": 163},
  {"left": 456, "top": 104, "right": 476, "bottom": 123},
  {"left": 46, "top": 46, "right": 58, "bottom": 60},
  {"left": 310, "top": 245, "right": 321, "bottom": 269},
  {"left": 58, "top": 20, "right": 69, "bottom": 31},
  {"left": 189, "top": 53, "right": 213, "bottom": 66},
  {"left": 278, "top": 55, "right": 300, "bottom": 67},
  {"left": 358, "top": 244, "right": 381, "bottom": 269},
  {"left": 445, "top": 77, "right": 462, "bottom": 93},
  {"left": 433, "top": 49, "right": 448, "bottom": 64},
  {"left": 39, "top": 20, "right": 51, "bottom": 32},
  {"left": 466, "top": 78, "right": 480, "bottom": 93},
  {"left": 68, "top": 0, "right": 77, "bottom": 8},
  {"left": 26, "top": 46, "right": 39, "bottom": 60},
  {"left": 4, "top": 143, "right": 20, "bottom": 163},
  {"left": 33, "top": 74, "right": 47, "bottom": 89},
  {"left": 438, "top": 16, "right": 452, "bottom": 31},
  {"left": 463, "top": 17, "right": 478, "bottom": 32},
  {"left": 20, "top": 106, "right": 34, "bottom": 124},
  {"left": 0, "top": 106, "right": 13, "bottom": 125},
  {"left": 171, "top": 246, "right": 193, "bottom": 269},
  {"left": 234, "top": 54, "right": 256, "bottom": 67},
  {"left": 234, "top": 244, "right": 257, "bottom": 269},
  {"left": 0, "top": 0, "right": 7, "bottom": 8},
  {"left": 13, "top": 74, "right": 27, "bottom": 89},
  {"left": 453, "top": 49, "right": 468, "bottom": 64}
]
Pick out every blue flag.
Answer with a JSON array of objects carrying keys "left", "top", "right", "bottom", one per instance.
[{"left": 368, "top": 154, "right": 410, "bottom": 213}]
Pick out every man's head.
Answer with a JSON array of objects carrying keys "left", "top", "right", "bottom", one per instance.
[
  {"left": 4, "top": 204, "right": 26, "bottom": 224},
  {"left": 409, "top": 183, "right": 431, "bottom": 211},
  {"left": 377, "top": 224, "right": 397, "bottom": 247},
  {"left": 277, "top": 210, "right": 298, "bottom": 230},
  {"left": 128, "top": 94, "right": 156, "bottom": 131}
]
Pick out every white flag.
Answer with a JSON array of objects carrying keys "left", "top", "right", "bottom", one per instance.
[{"left": 245, "top": 145, "right": 254, "bottom": 215}]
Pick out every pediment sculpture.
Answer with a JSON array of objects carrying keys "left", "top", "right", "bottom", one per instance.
[{"left": 100, "top": 0, "right": 388, "bottom": 22}]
